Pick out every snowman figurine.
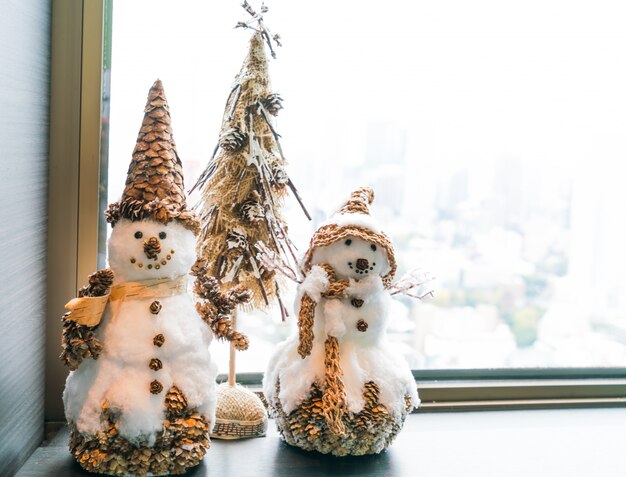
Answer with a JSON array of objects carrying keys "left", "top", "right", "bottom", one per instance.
[
  {"left": 60, "top": 80, "right": 248, "bottom": 476},
  {"left": 264, "top": 187, "right": 420, "bottom": 456}
]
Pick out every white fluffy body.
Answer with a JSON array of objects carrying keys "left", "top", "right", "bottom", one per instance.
[
  {"left": 264, "top": 236, "right": 419, "bottom": 419},
  {"left": 63, "top": 219, "right": 217, "bottom": 444}
]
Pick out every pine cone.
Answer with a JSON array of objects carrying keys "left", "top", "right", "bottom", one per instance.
[
  {"left": 228, "top": 331, "right": 249, "bottom": 351},
  {"left": 144, "top": 197, "right": 185, "bottom": 226},
  {"left": 165, "top": 386, "right": 189, "bottom": 418},
  {"left": 219, "top": 127, "right": 247, "bottom": 152},
  {"left": 190, "top": 259, "right": 207, "bottom": 277},
  {"left": 270, "top": 165, "right": 289, "bottom": 187},
  {"left": 150, "top": 301, "right": 162, "bottom": 315},
  {"left": 153, "top": 334, "right": 165, "bottom": 347},
  {"left": 209, "top": 314, "right": 231, "bottom": 340},
  {"left": 193, "top": 262, "right": 253, "bottom": 350},
  {"left": 61, "top": 269, "right": 111, "bottom": 369},
  {"left": 149, "top": 358, "right": 163, "bottom": 371},
  {"left": 144, "top": 237, "right": 161, "bottom": 260},
  {"left": 118, "top": 198, "right": 146, "bottom": 221},
  {"left": 105, "top": 201, "right": 121, "bottom": 225},
  {"left": 262, "top": 93, "right": 283, "bottom": 116},
  {"left": 88, "top": 269, "right": 114, "bottom": 296},
  {"left": 60, "top": 318, "right": 103, "bottom": 370},
  {"left": 227, "top": 286, "right": 253, "bottom": 306},
  {"left": 78, "top": 269, "right": 115, "bottom": 298},
  {"left": 194, "top": 275, "right": 233, "bottom": 313},
  {"left": 150, "top": 380, "right": 164, "bottom": 394},
  {"left": 195, "top": 302, "right": 217, "bottom": 327},
  {"left": 176, "top": 209, "right": 201, "bottom": 235},
  {"left": 226, "top": 228, "right": 248, "bottom": 250},
  {"left": 240, "top": 196, "right": 265, "bottom": 224}
]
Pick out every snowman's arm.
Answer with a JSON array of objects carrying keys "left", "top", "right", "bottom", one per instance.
[
  {"left": 389, "top": 269, "right": 435, "bottom": 299},
  {"left": 192, "top": 269, "right": 252, "bottom": 351},
  {"left": 60, "top": 318, "right": 104, "bottom": 370},
  {"left": 60, "top": 269, "right": 113, "bottom": 370},
  {"left": 196, "top": 303, "right": 249, "bottom": 351}
]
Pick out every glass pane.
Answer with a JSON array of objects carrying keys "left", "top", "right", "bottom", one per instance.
[{"left": 106, "top": 0, "right": 626, "bottom": 374}]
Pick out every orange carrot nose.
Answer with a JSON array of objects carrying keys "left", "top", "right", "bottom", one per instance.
[{"left": 144, "top": 237, "right": 161, "bottom": 260}]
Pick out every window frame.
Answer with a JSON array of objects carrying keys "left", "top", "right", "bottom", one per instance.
[
  {"left": 47, "top": 0, "right": 626, "bottom": 419},
  {"left": 46, "top": 0, "right": 111, "bottom": 421},
  {"left": 226, "top": 370, "right": 626, "bottom": 411}
]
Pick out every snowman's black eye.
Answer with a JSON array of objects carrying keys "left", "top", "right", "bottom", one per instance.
[
  {"left": 134, "top": 231, "right": 143, "bottom": 239},
  {"left": 345, "top": 239, "right": 352, "bottom": 246},
  {"left": 159, "top": 232, "right": 167, "bottom": 240},
  {"left": 371, "top": 244, "right": 377, "bottom": 252}
]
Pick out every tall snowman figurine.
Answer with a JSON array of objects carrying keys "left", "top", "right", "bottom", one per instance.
[
  {"left": 264, "top": 187, "right": 421, "bottom": 456},
  {"left": 61, "top": 80, "right": 248, "bottom": 476}
]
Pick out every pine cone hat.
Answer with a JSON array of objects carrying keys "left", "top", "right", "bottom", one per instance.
[
  {"left": 302, "top": 187, "right": 397, "bottom": 287},
  {"left": 106, "top": 79, "right": 199, "bottom": 234}
]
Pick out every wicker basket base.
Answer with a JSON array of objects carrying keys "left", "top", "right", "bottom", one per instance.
[
  {"left": 210, "top": 383, "right": 268, "bottom": 439},
  {"left": 210, "top": 416, "right": 268, "bottom": 440}
]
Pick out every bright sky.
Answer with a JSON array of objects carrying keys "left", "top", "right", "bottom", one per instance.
[{"left": 109, "top": 0, "right": 626, "bottom": 211}]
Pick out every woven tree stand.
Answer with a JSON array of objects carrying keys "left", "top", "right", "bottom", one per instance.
[{"left": 211, "top": 312, "right": 268, "bottom": 440}]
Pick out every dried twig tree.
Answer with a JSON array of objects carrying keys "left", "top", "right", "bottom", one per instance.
[
  {"left": 191, "top": 21, "right": 308, "bottom": 315},
  {"left": 190, "top": 2, "right": 309, "bottom": 439}
]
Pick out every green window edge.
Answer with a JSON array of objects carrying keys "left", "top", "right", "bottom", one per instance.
[{"left": 219, "top": 370, "right": 626, "bottom": 411}]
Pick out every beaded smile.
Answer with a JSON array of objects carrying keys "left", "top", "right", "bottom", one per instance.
[
  {"left": 348, "top": 260, "right": 376, "bottom": 275},
  {"left": 130, "top": 249, "right": 175, "bottom": 270}
]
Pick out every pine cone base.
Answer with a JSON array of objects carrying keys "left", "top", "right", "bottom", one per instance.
[
  {"left": 68, "top": 387, "right": 209, "bottom": 476},
  {"left": 269, "top": 380, "right": 412, "bottom": 456}
]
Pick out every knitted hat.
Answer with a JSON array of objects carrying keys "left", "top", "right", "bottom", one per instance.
[
  {"left": 106, "top": 79, "right": 199, "bottom": 234},
  {"left": 302, "top": 187, "right": 397, "bottom": 287}
]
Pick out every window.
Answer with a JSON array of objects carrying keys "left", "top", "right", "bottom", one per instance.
[{"left": 103, "top": 1, "right": 626, "bottom": 391}]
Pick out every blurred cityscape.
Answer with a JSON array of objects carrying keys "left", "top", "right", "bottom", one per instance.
[{"left": 218, "top": 121, "right": 626, "bottom": 373}]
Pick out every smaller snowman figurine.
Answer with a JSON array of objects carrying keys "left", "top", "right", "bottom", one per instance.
[
  {"left": 264, "top": 187, "right": 425, "bottom": 456},
  {"left": 61, "top": 80, "right": 248, "bottom": 476}
]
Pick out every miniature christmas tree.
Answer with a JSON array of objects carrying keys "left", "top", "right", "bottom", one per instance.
[{"left": 191, "top": 2, "right": 309, "bottom": 439}]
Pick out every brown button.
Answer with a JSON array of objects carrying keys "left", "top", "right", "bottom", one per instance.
[
  {"left": 153, "top": 334, "right": 165, "bottom": 347},
  {"left": 150, "top": 301, "right": 162, "bottom": 315},
  {"left": 351, "top": 298, "right": 364, "bottom": 308},
  {"left": 356, "top": 319, "right": 369, "bottom": 332},
  {"left": 149, "top": 358, "right": 162, "bottom": 371},
  {"left": 150, "top": 380, "right": 163, "bottom": 394}
]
